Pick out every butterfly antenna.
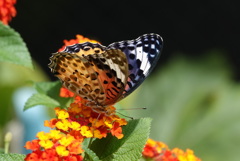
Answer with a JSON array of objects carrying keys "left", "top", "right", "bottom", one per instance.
[
  {"left": 116, "top": 107, "right": 147, "bottom": 119},
  {"left": 116, "top": 111, "right": 134, "bottom": 120},
  {"left": 117, "top": 107, "right": 147, "bottom": 110}
]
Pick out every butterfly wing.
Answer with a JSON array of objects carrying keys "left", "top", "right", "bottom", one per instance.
[
  {"left": 49, "top": 43, "right": 128, "bottom": 107},
  {"left": 84, "top": 49, "right": 128, "bottom": 106},
  {"left": 49, "top": 51, "right": 107, "bottom": 105},
  {"left": 107, "top": 33, "right": 163, "bottom": 98}
]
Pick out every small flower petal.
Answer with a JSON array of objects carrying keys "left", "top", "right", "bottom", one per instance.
[{"left": 56, "top": 145, "right": 69, "bottom": 156}]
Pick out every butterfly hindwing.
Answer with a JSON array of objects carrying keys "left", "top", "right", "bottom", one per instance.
[
  {"left": 84, "top": 49, "right": 128, "bottom": 106},
  {"left": 107, "top": 33, "right": 163, "bottom": 98}
]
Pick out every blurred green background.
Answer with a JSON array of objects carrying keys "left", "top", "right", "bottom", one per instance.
[
  {"left": 120, "top": 51, "right": 240, "bottom": 161},
  {"left": 1, "top": 0, "right": 240, "bottom": 160},
  {"left": 2, "top": 50, "right": 240, "bottom": 160}
]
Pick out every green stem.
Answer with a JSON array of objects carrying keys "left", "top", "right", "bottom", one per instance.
[
  {"left": 4, "top": 132, "right": 12, "bottom": 154},
  {"left": 88, "top": 137, "right": 93, "bottom": 149}
]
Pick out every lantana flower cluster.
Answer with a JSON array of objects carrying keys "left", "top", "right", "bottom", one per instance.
[
  {"left": 24, "top": 35, "right": 127, "bottom": 160},
  {"left": 25, "top": 88, "right": 127, "bottom": 161},
  {"left": 24, "top": 35, "right": 201, "bottom": 161},
  {"left": 142, "top": 138, "right": 201, "bottom": 161},
  {"left": 0, "top": 0, "right": 16, "bottom": 24}
]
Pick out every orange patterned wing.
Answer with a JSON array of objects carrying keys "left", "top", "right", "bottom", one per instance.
[
  {"left": 49, "top": 42, "right": 128, "bottom": 107},
  {"left": 85, "top": 49, "right": 128, "bottom": 106}
]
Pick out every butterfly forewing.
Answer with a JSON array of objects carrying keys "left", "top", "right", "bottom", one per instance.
[
  {"left": 49, "top": 52, "right": 107, "bottom": 105},
  {"left": 49, "top": 43, "right": 129, "bottom": 107},
  {"left": 107, "top": 33, "right": 163, "bottom": 98}
]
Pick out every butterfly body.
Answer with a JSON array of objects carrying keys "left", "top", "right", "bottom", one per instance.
[{"left": 49, "top": 33, "right": 163, "bottom": 109}]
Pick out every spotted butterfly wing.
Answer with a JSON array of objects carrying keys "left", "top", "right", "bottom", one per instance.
[
  {"left": 108, "top": 33, "right": 163, "bottom": 98},
  {"left": 49, "top": 43, "right": 129, "bottom": 107},
  {"left": 49, "top": 33, "right": 163, "bottom": 107}
]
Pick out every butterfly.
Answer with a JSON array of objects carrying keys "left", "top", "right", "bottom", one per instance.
[{"left": 49, "top": 33, "right": 163, "bottom": 109}]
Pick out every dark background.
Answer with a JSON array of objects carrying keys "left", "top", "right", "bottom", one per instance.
[{"left": 11, "top": 0, "right": 240, "bottom": 80}]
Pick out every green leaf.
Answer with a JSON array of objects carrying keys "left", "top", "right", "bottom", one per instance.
[
  {"left": 0, "top": 153, "right": 25, "bottom": 161},
  {"left": 82, "top": 138, "right": 100, "bottom": 161},
  {"left": 24, "top": 93, "right": 60, "bottom": 111},
  {"left": 83, "top": 147, "right": 100, "bottom": 161},
  {"left": 23, "top": 81, "right": 72, "bottom": 110},
  {"left": 34, "top": 81, "right": 61, "bottom": 95},
  {"left": 0, "top": 22, "right": 33, "bottom": 69},
  {"left": 34, "top": 81, "right": 72, "bottom": 108},
  {"left": 90, "top": 118, "right": 152, "bottom": 161}
]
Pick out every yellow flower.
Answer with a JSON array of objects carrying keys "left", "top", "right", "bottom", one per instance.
[
  {"left": 104, "top": 118, "right": 113, "bottom": 128},
  {"left": 90, "top": 117, "right": 105, "bottom": 128},
  {"left": 173, "top": 148, "right": 201, "bottom": 161},
  {"left": 56, "top": 145, "right": 69, "bottom": 156},
  {"left": 92, "top": 129, "right": 103, "bottom": 139},
  {"left": 56, "top": 109, "right": 69, "bottom": 119},
  {"left": 49, "top": 130, "right": 62, "bottom": 140},
  {"left": 56, "top": 119, "right": 70, "bottom": 131},
  {"left": 39, "top": 140, "right": 54, "bottom": 149},
  {"left": 80, "top": 126, "right": 93, "bottom": 137},
  {"left": 69, "top": 121, "right": 81, "bottom": 131},
  {"left": 37, "top": 131, "right": 50, "bottom": 141},
  {"left": 59, "top": 135, "right": 75, "bottom": 147}
]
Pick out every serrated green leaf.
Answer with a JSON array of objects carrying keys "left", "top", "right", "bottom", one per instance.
[
  {"left": 0, "top": 22, "right": 33, "bottom": 69},
  {"left": 0, "top": 153, "right": 25, "bottom": 161},
  {"left": 34, "top": 81, "right": 61, "bottom": 94},
  {"left": 90, "top": 118, "right": 152, "bottom": 161},
  {"left": 33, "top": 81, "right": 72, "bottom": 108},
  {"left": 24, "top": 93, "right": 60, "bottom": 111}
]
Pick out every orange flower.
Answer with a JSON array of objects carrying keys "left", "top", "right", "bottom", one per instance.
[
  {"left": 59, "top": 87, "right": 128, "bottom": 140},
  {"left": 0, "top": 0, "right": 17, "bottom": 25},
  {"left": 25, "top": 148, "right": 61, "bottom": 161},
  {"left": 58, "top": 35, "right": 100, "bottom": 52},
  {"left": 44, "top": 118, "right": 58, "bottom": 128},
  {"left": 58, "top": 102, "right": 126, "bottom": 139},
  {"left": 24, "top": 129, "right": 84, "bottom": 161},
  {"left": 24, "top": 140, "right": 40, "bottom": 151},
  {"left": 142, "top": 139, "right": 201, "bottom": 161},
  {"left": 25, "top": 102, "right": 127, "bottom": 160},
  {"left": 60, "top": 87, "right": 75, "bottom": 97},
  {"left": 110, "top": 122, "right": 124, "bottom": 139}
]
